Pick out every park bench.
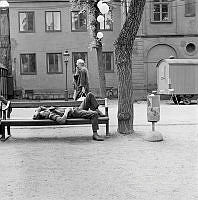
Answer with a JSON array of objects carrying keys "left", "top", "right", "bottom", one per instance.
[{"left": 0, "top": 99, "right": 109, "bottom": 141}]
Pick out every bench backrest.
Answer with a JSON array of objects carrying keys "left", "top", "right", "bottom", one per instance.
[{"left": 10, "top": 99, "right": 107, "bottom": 108}]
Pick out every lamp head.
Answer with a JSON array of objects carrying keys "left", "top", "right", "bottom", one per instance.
[
  {"left": 0, "top": 0, "right": 9, "bottom": 8},
  {"left": 63, "top": 50, "right": 70, "bottom": 63}
]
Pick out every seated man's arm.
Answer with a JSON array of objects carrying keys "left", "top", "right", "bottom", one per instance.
[
  {"left": 0, "top": 96, "right": 12, "bottom": 114},
  {"left": 33, "top": 106, "right": 48, "bottom": 119},
  {"left": 0, "top": 96, "right": 8, "bottom": 105}
]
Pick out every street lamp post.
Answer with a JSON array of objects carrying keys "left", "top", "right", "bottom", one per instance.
[{"left": 63, "top": 50, "right": 70, "bottom": 101}]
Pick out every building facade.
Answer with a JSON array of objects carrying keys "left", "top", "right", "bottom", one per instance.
[
  {"left": 130, "top": 0, "right": 198, "bottom": 99},
  {"left": 6, "top": 0, "right": 198, "bottom": 100},
  {"left": 8, "top": 0, "right": 121, "bottom": 99}
]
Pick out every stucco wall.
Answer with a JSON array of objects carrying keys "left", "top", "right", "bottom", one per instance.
[
  {"left": 9, "top": 1, "right": 121, "bottom": 98},
  {"left": 142, "top": 0, "right": 198, "bottom": 36},
  {"left": 132, "top": 0, "right": 198, "bottom": 99}
]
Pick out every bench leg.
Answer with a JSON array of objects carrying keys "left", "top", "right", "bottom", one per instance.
[
  {"left": 0, "top": 125, "right": 11, "bottom": 142},
  {"left": 106, "top": 122, "right": 110, "bottom": 136},
  {"left": 0, "top": 124, "right": 2, "bottom": 138},
  {"left": 0, "top": 125, "right": 5, "bottom": 141},
  {"left": 7, "top": 126, "right": 11, "bottom": 136}
]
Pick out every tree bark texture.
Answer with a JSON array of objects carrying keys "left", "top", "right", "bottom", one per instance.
[{"left": 114, "top": 0, "right": 146, "bottom": 134}]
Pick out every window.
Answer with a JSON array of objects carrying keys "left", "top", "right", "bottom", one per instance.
[
  {"left": 45, "top": 11, "right": 61, "bottom": 31},
  {"left": 72, "top": 52, "right": 88, "bottom": 73},
  {"left": 47, "top": 53, "right": 63, "bottom": 74},
  {"left": 20, "top": 54, "right": 36, "bottom": 75},
  {"left": 186, "top": 43, "right": 196, "bottom": 54},
  {"left": 185, "top": 0, "right": 195, "bottom": 17},
  {"left": 151, "top": 0, "right": 171, "bottom": 22},
  {"left": 0, "top": 9, "right": 9, "bottom": 35},
  {"left": 71, "top": 11, "right": 87, "bottom": 31},
  {"left": 103, "top": 52, "right": 114, "bottom": 72},
  {"left": 99, "top": 11, "right": 113, "bottom": 30},
  {"left": 19, "top": 12, "right": 34, "bottom": 32}
]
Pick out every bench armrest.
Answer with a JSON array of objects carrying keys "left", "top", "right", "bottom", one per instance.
[
  {"left": 0, "top": 101, "right": 2, "bottom": 120},
  {"left": 2, "top": 100, "right": 11, "bottom": 111},
  {"left": 1, "top": 101, "right": 12, "bottom": 119},
  {"left": 105, "top": 98, "right": 109, "bottom": 116}
]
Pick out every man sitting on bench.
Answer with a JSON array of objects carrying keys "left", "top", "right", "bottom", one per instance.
[
  {"left": 33, "top": 92, "right": 105, "bottom": 141},
  {"left": 0, "top": 95, "right": 8, "bottom": 105}
]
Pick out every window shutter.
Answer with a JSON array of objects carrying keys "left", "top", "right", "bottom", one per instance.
[{"left": 185, "top": 0, "right": 195, "bottom": 17}]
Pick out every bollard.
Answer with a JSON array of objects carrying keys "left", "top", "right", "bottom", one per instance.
[
  {"left": 147, "top": 93, "right": 160, "bottom": 126},
  {"left": 144, "top": 93, "right": 163, "bottom": 142}
]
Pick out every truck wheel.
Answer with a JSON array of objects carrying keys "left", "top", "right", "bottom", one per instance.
[
  {"left": 172, "top": 95, "right": 181, "bottom": 104},
  {"left": 183, "top": 98, "right": 191, "bottom": 105}
]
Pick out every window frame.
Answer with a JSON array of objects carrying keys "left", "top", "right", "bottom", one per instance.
[
  {"left": 71, "top": 10, "right": 87, "bottom": 32},
  {"left": 0, "top": 9, "right": 9, "bottom": 35},
  {"left": 46, "top": 53, "right": 63, "bottom": 74},
  {"left": 18, "top": 11, "right": 35, "bottom": 33},
  {"left": 98, "top": 10, "right": 113, "bottom": 31},
  {"left": 103, "top": 51, "right": 114, "bottom": 73},
  {"left": 20, "top": 53, "right": 37, "bottom": 75},
  {"left": 150, "top": 0, "right": 172, "bottom": 23},
  {"left": 45, "top": 11, "right": 61, "bottom": 32},
  {"left": 185, "top": 0, "right": 195, "bottom": 17},
  {"left": 72, "top": 52, "right": 88, "bottom": 73}
]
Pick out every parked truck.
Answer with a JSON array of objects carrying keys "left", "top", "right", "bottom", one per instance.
[{"left": 156, "top": 59, "right": 198, "bottom": 105}]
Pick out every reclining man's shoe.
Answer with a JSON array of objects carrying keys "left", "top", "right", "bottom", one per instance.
[{"left": 93, "top": 133, "right": 104, "bottom": 141}]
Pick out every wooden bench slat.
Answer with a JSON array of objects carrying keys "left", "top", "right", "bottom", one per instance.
[
  {"left": 11, "top": 99, "right": 106, "bottom": 108},
  {"left": 1, "top": 117, "right": 109, "bottom": 126}
]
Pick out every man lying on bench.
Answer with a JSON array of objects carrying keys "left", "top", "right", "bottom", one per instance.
[{"left": 33, "top": 92, "right": 105, "bottom": 141}]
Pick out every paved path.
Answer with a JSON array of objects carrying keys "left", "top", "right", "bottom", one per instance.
[{"left": 0, "top": 99, "right": 198, "bottom": 200}]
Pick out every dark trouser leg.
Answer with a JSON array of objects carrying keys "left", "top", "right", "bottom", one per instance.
[
  {"left": 75, "top": 89, "right": 82, "bottom": 100},
  {"left": 73, "top": 109, "right": 99, "bottom": 132},
  {"left": 73, "top": 108, "right": 104, "bottom": 141},
  {"left": 79, "top": 92, "right": 99, "bottom": 111},
  {"left": 91, "top": 113, "right": 99, "bottom": 132}
]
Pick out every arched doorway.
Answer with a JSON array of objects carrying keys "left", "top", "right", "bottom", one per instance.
[{"left": 146, "top": 44, "right": 177, "bottom": 92}]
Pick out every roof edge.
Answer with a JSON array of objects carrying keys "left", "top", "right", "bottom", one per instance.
[
  {"left": 159, "top": 59, "right": 198, "bottom": 65},
  {"left": 8, "top": 0, "right": 69, "bottom": 3}
]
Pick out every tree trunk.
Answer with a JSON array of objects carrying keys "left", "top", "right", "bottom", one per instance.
[
  {"left": 114, "top": 0, "right": 146, "bottom": 134},
  {"left": 117, "top": 49, "right": 134, "bottom": 134}
]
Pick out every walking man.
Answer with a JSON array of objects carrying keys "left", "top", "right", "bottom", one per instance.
[{"left": 73, "top": 59, "right": 89, "bottom": 100}]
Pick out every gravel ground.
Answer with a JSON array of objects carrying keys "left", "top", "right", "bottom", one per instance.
[{"left": 0, "top": 99, "right": 198, "bottom": 200}]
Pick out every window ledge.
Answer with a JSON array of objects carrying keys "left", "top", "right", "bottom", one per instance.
[
  {"left": 47, "top": 72, "right": 63, "bottom": 74},
  {"left": 185, "top": 14, "right": 196, "bottom": 17},
  {"left": 45, "top": 30, "right": 62, "bottom": 32},
  {"left": 150, "top": 20, "right": 172, "bottom": 24},
  {"left": 71, "top": 30, "right": 87, "bottom": 32},
  {"left": 19, "top": 31, "right": 35, "bottom": 33},
  {"left": 99, "top": 29, "right": 113, "bottom": 31},
  {"left": 105, "top": 71, "right": 114, "bottom": 73},
  {"left": 20, "top": 73, "right": 37, "bottom": 75}
]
